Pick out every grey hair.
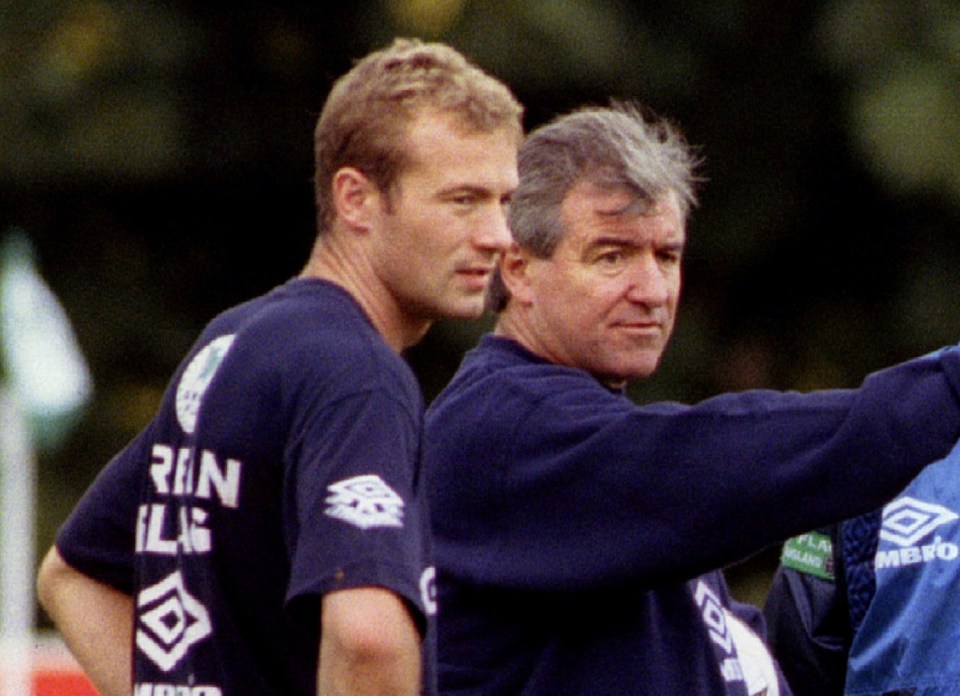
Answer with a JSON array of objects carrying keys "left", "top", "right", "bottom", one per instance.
[{"left": 488, "top": 101, "right": 701, "bottom": 312}]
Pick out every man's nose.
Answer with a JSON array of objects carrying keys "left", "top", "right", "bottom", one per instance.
[
  {"left": 625, "top": 255, "right": 670, "bottom": 305},
  {"left": 473, "top": 204, "right": 513, "bottom": 253}
]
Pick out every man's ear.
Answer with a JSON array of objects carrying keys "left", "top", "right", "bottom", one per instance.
[
  {"left": 499, "top": 243, "right": 535, "bottom": 305},
  {"left": 331, "top": 167, "right": 379, "bottom": 232}
]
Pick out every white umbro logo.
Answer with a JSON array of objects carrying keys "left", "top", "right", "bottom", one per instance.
[
  {"left": 694, "top": 581, "right": 748, "bottom": 686},
  {"left": 324, "top": 475, "right": 405, "bottom": 530},
  {"left": 694, "top": 581, "right": 733, "bottom": 653},
  {"left": 136, "top": 571, "right": 212, "bottom": 672},
  {"left": 881, "top": 496, "right": 959, "bottom": 547}
]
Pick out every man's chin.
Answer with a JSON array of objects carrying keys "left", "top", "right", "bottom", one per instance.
[
  {"left": 613, "top": 355, "right": 663, "bottom": 383},
  {"left": 436, "top": 298, "right": 487, "bottom": 321}
]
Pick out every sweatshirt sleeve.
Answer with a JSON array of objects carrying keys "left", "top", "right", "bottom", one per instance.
[{"left": 427, "top": 347, "right": 960, "bottom": 591}]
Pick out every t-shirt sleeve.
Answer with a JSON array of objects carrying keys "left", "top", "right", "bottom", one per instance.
[
  {"left": 55, "top": 430, "right": 152, "bottom": 595},
  {"left": 283, "top": 384, "right": 430, "bottom": 623}
]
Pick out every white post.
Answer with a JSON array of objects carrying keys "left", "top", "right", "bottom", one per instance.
[
  {"left": 0, "top": 387, "right": 35, "bottom": 696},
  {"left": 0, "top": 229, "right": 93, "bottom": 695}
]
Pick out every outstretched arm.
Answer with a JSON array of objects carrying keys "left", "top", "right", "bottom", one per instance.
[
  {"left": 36, "top": 546, "right": 133, "bottom": 696},
  {"left": 318, "top": 586, "right": 422, "bottom": 696}
]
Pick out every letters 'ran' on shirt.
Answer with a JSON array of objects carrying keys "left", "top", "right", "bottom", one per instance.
[
  {"left": 422, "top": 335, "right": 960, "bottom": 696},
  {"left": 56, "top": 278, "right": 436, "bottom": 696}
]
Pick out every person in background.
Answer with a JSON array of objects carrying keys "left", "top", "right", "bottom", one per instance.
[
  {"left": 36, "top": 37, "right": 522, "bottom": 696},
  {"left": 764, "top": 434, "right": 960, "bottom": 695},
  {"left": 421, "top": 101, "right": 960, "bottom": 695}
]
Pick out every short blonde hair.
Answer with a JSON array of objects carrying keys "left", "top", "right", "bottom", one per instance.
[{"left": 313, "top": 38, "right": 523, "bottom": 233}]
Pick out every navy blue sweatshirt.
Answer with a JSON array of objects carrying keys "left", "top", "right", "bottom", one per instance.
[{"left": 423, "top": 336, "right": 960, "bottom": 695}]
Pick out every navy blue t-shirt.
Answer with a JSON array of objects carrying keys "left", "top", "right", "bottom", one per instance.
[
  {"left": 423, "top": 335, "right": 960, "bottom": 695},
  {"left": 57, "top": 278, "right": 436, "bottom": 695}
]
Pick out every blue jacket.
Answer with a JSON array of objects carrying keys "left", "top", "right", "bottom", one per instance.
[{"left": 765, "top": 438, "right": 960, "bottom": 695}]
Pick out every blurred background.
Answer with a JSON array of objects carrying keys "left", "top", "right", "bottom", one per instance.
[{"left": 3, "top": 0, "right": 960, "bottom": 621}]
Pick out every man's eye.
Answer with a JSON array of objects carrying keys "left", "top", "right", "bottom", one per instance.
[
  {"left": 598, "top": 251, "right": 623, "bottom": 265},
  {"left": 658, "top": 250, "right": 681, "bottom": 265}
]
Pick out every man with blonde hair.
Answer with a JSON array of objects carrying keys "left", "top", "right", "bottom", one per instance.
[{"left": 38, "top": 38, "right": 522, "bottom": 696}]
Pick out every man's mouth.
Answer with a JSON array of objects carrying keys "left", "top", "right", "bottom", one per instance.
[
  {"left": 614, "top": 320, "right": 662, "bottom": 336},
  {"left": 456, "top": 265, "right": 494, "bottom": 289}
]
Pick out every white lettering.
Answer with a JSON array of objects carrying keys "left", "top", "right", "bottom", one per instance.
[
  {"left": 150, "top": 445, "right": 174, "bottom": 495},
  {"left": 136, "top": 504, "right": 212, "bottom": 556},
  {"left": 794, "top": 533, "right": 831, "bottom": 552},
  {"left": 783, "top": 548, "right": 826, "bottom": 570},
  {"left": 173, "top": 448, "right": 193, "bottom": 496},
  {"left": 196, "top": 451, "right": 241, "bottom": 508},
  {"left": 420, "top": 567, "right": 437, "bottom": 615},
  {"left": 143, "top": 504, "right": 177, "bottom": 555},
  {"left": 938, "top": 540, "right": 959, "bottom": 560},
  {"left": 136, "top": 505, "right": 149, "bottom": 553},
  {"left": 179, "top": 506, "right": 211, "bottom": 553},
  {"left": 875, "top": 537, "right": 960, "bottom": 570},
  {"left": 693, "top": 581, "right": 734, "bottom": 653},
  {"left": 720, "top": 657, "right": 745, "bottom": 682},
  {"left": 875, "top": 549, "right": 901, "bottom": 569},
  {"left": 134, "top": 685, "right": 221, "bottom": 696},
  {"left": 901, "top": 547, "right": 922, "bottom": 565},
  {"left": 148, "top": 445, "right": 242, "bottom": 509}
]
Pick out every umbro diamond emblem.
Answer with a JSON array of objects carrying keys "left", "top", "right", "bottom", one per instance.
[{"left": 881, "top": 496, "right": 959, "bottom": 547}]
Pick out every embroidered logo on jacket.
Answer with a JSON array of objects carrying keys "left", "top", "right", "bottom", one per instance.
[
  {"left": 324, "top": 475, "right": 404, "bottom": 529},
  {"left": 876, "top": 496, "right": 959, "bottom": 570}
]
